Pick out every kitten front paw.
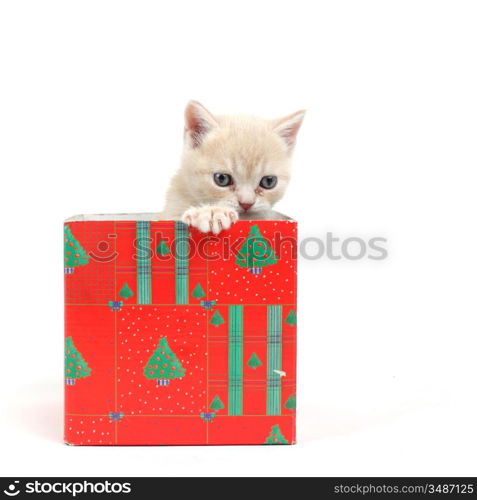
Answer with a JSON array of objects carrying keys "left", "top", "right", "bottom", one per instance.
[{"left": 182, "top": 206, "right": 238, "bottom": 234}]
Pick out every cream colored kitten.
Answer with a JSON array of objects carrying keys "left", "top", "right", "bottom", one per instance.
[{"left": 161, "top": 101, "right": 305, "bottom": 234}]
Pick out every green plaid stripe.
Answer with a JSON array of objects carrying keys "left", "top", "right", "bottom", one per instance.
[
  {"left": 228, "top": 305, "right": 243, "bottom": 415},
  {"left": 267, "top": 305, "right": 282, "bottom": 415},
  {"left": 174, "top": 221, "right": 189, "bottom": 305},
  {"left": 136, "top": 221, "right": 152, "bottom": 304}
]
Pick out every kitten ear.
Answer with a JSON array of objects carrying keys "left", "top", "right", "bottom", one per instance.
[
  {"left": 272, "top": 110, "right": 306, "bottom": 151},
  {"left": 184, "top": 100, "right": 218, "bottom": 148}
]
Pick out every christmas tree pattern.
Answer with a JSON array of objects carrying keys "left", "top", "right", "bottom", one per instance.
[
  {"left": 284, "top": 394, "right": 296, "bottom": 410},
  {"left": 144, "top": 337, "right": 186, "bottom": 386},
  {"left": 64, "top": 336, "right": 91, "bottom": 385},
  {"left": 209, "top": 394, "right": 224, "bottom": 411},
  {"left": 64, "top": 225, "right": 89, "bottom": 274},
  {"left": 246, "top": 352, "right": 262, "bottom": 369},
  {"left": 285, "top": 309, "right": 297, "bottom": 326},
  {"left": 192, "top": 283, "right": 206, "bottom": 300},
  {"left": 119, "top": 282, "right": 134, "bottom": 300},
  {"left": 236, "top": 224, "right": 277, "bottom": 274},
  {"left": 156, "top": 239, "right": 171, "bottom": 256},
  {"left": 264, "top": 424, "right": 289, "bottom": 444},
  {"left": 210, "top": 310, "right": 225, "bottom": 327}
]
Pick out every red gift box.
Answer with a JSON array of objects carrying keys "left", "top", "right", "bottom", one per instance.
[{"left": 64, "top": 215, "right": 297, "bottom": 445}]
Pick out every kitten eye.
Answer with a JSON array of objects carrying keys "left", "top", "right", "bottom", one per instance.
[
  {"left": 214, "top": 173, "right": 233, "bottom": 187},
  {"left": 259, "top": 175, "right": 277, "bottom": 189}
]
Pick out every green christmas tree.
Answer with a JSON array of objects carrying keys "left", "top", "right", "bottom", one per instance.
[
  {"left": 210, "top": 310, "right": 225, "bottom": 327},
  {"left": 64, "top": 336, "right": 91, "bottom": 385},
  {"left": 264, "top": 424, "right": 289, "bottom": 445},
  {"left": 284, "top": 394, "right": 296, "bottom": 410},
  {"left": 144, "top": 337, "right": 186, "bottom": 386},
  {"left": 64, "top": 225, "right": 89, "bottom": 273},
  {"left": 285, "top": 309, "right": 297, "bottom": 326},
  {"left": 209, "top": 395, "right": 224, "bottom": 411},
  {"left": 192, "top": 283, "right": 206, "bottom": 300},
  {"left": 247, "top": 352, "right": 262, "bottom": 369},
  {"left": 119, "top": 282, "right": 134, "bottom": 300},
  {"left": 236, "top": 224, "right": 277, "bottom": 274},
  {"left": 156, "top": 239, "right": 171, "bottom": 256}
]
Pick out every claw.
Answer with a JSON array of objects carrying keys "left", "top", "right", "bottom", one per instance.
[{"left": 181, "top": 206, "right": 239, "bottom": 234}]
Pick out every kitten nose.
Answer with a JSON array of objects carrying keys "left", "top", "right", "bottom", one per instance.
[{"left": 239, "top": 202, "right": 253, "bottom": 212}]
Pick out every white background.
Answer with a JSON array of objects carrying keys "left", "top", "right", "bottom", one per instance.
[{"left": 0, "top": 0, "right": 476, "bottom": 477}]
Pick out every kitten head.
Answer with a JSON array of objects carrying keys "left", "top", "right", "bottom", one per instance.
[{"left": 179, "top": 101, "right": 305, "bottom": 215}]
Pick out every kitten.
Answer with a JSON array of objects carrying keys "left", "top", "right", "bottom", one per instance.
[{"left": 161, "top": 101, "right": 305, "bottom": 234}]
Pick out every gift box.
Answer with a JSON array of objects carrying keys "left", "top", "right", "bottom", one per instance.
[{"left": 64, "top": 214, "right": 297, "bottom": 445}]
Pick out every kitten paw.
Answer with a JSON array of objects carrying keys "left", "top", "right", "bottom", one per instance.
[{"left": 182, "top": 206, "right": 238, "bottom": 234}]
